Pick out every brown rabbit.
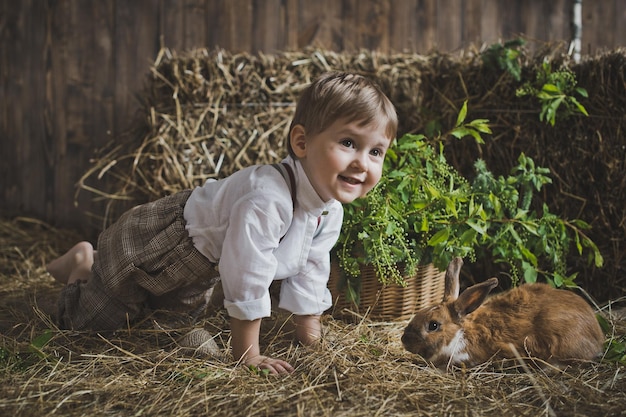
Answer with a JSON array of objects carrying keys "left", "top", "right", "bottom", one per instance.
[{"left": 401, "top": 257, "right": 605, "bottom": 367}]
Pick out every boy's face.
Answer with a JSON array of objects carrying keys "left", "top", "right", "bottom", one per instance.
[{"left": 290, "top": 117, "right": 391, "bottom": 203}]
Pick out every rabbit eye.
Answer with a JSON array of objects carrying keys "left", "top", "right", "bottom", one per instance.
[{"left": 427, "top": 321, "right": 440, "bottom": 332}]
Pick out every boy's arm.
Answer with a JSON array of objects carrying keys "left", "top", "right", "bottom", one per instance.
[
  {"left": 230, "top": 317, "right": 294, "bottom": 375},
  {"left": 293, "top": 314, "right": 321, "bottom": 345}
]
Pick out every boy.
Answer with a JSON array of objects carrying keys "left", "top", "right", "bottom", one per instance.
[{"left": 47, "top": 71, "right": 398, "bottom": 375}]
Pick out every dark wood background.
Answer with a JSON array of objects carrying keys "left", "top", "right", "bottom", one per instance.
[{"left": 2, "top": 0, "right": 625, "bottom": 235}]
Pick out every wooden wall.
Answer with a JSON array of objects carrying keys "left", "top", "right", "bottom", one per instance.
[{"left": 2, "top": 0, "right": 625, "bottom": 236}]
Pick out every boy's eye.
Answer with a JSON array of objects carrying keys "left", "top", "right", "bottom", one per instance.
[
  {"left": 340, "top": 139, "right": 355, "bottom": 148},
  {"left": 370, "top": 148, "right": 383, "bottom": 157}
]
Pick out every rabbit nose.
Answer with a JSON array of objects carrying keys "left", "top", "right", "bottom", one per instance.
[{"left": 401, "top": 329, "right": 416, "bottom": 345}]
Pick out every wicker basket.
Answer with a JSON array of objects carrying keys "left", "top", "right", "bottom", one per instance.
[{"left": 328, "top": 261, "right": 446, "bottom": 321}]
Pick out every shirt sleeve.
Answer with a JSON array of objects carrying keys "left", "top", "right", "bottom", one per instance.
[
  {"left": 279, "top": 202, "right": 343, "bottom": 316},
  {"left": 221, "top": 194, "right": 292, "bottom": 321}
]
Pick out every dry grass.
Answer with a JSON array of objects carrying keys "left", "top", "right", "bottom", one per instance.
[{"left": 1, "top": 217, "right": 625, "bottom": 416}]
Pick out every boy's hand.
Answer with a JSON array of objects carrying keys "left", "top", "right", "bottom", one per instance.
[
  {"left": 230, "top": 317, "right": 294, "bottom": 375},
  {"left": 245, "top": 355, "right": 294, "bottom": 375}
]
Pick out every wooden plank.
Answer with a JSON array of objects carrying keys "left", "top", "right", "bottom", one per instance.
[
  {"left": 183, "top": 0, "right": 207, "bottom": 50},
  {"left": 436, "top": 0, "right": 463, "bottom": 51},
  {"left": 228, "top": 0, "right": 253, "bottom": 52},
  {"left": 516, "top": 0, "right": 571, "bottom": 42},
  {"left": 39, "top": 0, "right": 114, "bottom": 232},
  {"left": 544, "top": 0, "right": 570, "bottom": 42},
  {"left": 114, "top": 0, "right": 160, "bottom": 140},
  {"left": 415, "top": 0, "right": 437, "bottom": 53},
  {"left": 462, "top": 0, "right": 483, "bottom": 48},
  {"left": 160, "top": 0, "right": 184, "bottom": 50},
  {"left": 388, "top": 0, "right": 413, "bottom": 52},
  {"left": 583, "top": 0, "right": 617, "bottom": 53},
  {"left": 283, "top": 0, "right": 298, "bottom": 50},
  {"left": 79, "top": 0, "right": 115, "bottom": 233},
  {"left": 502, "top": 0, "right": 522, "bottom": 39},
  {"left": 518, "top": 0, "right": 539, "bottom": 42},
  {"left": 20, "top": 0, "right": 48, "bottom": 221},
  {"left": 341, "top": 0, "right": 359, "bottom": 51},
  {"left": 56, "top": 0, "right": 94, "bottom": 229},
  {"left": 294, "top": 0, "right": 316, "bottom": 49},
  {"left": 0, "top": 0, "right": 29, "bottom": 216},
  {"left": 360, "top": 0, "right": 391, "bottom": 51},
  {"left": 297, "top": 0, "right": 341, "bottom": 50},
  {"left": 480, "top": 0, "right": 501, "bottom": 45},
  {"left": 206, "top": 0, "right": 230, "bottom": 49},
  {"left": 251, "top": 0, "right": 283, "bottom": 52},
  {"left": 613, "top": 0, "right": 626, "bottom": 54}
]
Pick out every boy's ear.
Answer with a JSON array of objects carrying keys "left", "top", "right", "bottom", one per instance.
[{"left": 290, "top": 124, "right": 307, "bottom": 158}]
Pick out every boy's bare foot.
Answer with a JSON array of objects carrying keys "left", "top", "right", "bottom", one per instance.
[{"left": 46, "top": 241, "right": 95, "bottom": 284}]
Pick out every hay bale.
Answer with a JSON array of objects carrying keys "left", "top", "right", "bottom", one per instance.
[
  {"left": 77, "top": 48, "right": 429, "bottom": 223},
  {"left": 77, "top": 45, "right": 625, "bottom": 302},
  {"left": 436, "top": 47, "right": 626, "bottom": 301}
]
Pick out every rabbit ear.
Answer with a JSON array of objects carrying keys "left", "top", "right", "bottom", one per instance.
[
  {"left": 453, "top": 277, "right": 499, "bottom": 317},
  {"left": 443, "top": 257, "right": 464, "bottom": 302}
]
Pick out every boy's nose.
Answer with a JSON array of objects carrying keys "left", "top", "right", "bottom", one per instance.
[{"left": 351, "top": 153, "right": 368, "bottom": 171}]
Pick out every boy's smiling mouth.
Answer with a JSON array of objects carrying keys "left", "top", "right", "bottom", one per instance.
[{"left": 339, "top": 175, "right": 362, "bottom": 185}]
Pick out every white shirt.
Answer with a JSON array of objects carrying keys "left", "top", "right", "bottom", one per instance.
[{"left": 183, "top": 156, "right": 343, "bottom": 320}]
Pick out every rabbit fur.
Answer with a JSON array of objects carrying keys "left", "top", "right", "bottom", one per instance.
[{"left": 401, "top": 257, "right": 605, "bottom": 367}]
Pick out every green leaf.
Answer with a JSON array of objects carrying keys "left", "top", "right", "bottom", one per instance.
[
  {"left": 456, "top": 100, "right": 468, "bottom": 127},
  {"left": 31, "top": 330, "right": 53, "bottom": 350},
  {"left": 552, "top": 273, "right": 563, "bottom": 287},
  {"left": 522, "top": 261, "right": 537, "bottom": 283},
  {"left": 428, "top": 229, "right": 450, "bottom": 246},
  {"left": 561, "top": 273, "right": 578, "bottom": 288},
  {"left": 520, "top": 246, "right": 538, "bottom": 266},
  {"left": 505, "top": 224, "right": 523, "bottom": 244},
  {"left": 575, "top": 87, "right": 588, "bottom": 98},
  {"left": 28, "top": 329, "right": 54, "bottom": 359},
  {"left": 570, "top": 97, "right": 589, "bottom": 116},
  {"left": 593, "top": 246, "right": 604, "bottom": 268},
  {"left": 541, "top": 83, "right": 561, "bottom": 94},
  {"left": 450, "top": 127, "right": 473, "bottom": 139},
  {"left": 459, "top": 228, "right": 478, "bottom": 246},
  {"left": 468, "top": 129, "right": 485, "bottom": 144},
  {"left": 424, "top": 182, "right": 441, "bottom": 198},
  {"left": 469, "top": 122, "right": 492, "bottom": 134},
  {"left": 345, "top": 282, "right": 360, "bottom": 305},
  {"left": 443, "top": 196, "right": 458, "bottom": 217},
  {"left": 520, "top": 220, "right": 539, "bottom": 235},
  {"left": 596, "top": 314, "right": 611, "bottom": 334},
  {"left": 466, "top": 219, "right": 487, "bottom": 235}
]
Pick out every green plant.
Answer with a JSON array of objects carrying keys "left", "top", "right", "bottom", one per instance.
[
  {"left": 28, "top": 329, "right": 54, "bottom": 359},
  {"left": 481, "top": 38, "right": 526, "bottom": 81},
  {"left": 516, "top": 61, "right": 589, "bottom": 126},
  {"left": 469, "top": 154, "right": 602, "bottom": 287},
  {"left": 336, "top": 103, "right": 489, "bottom": 295},
  {"left": 334, "top": 104, "right": 602, "bottom": 302},
  {"left": 248, "top": 365, "right": 271, "bottom": 376},
  {"left": 0, "top": 330, "right": 56, "bottom": 373},
  {"left": 597, "top": 314, "right": 626, "bottom": 365}
]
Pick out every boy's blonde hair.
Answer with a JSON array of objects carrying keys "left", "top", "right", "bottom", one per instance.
[{"left": 287, "top": 72, "right": 398, "bottom": 157}]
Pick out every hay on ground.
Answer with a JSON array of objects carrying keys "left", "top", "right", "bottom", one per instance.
[{"left": 1, "top": 217, "right": 625, "bottom": 416}]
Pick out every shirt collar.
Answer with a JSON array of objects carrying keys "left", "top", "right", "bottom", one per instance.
[{"left": 282, "top": 155, "right": 335, "bottom": 217}]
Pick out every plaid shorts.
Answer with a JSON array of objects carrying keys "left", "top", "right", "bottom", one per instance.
[{"left": 57, "top": 190, "right": 220, "bottom": 331}]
